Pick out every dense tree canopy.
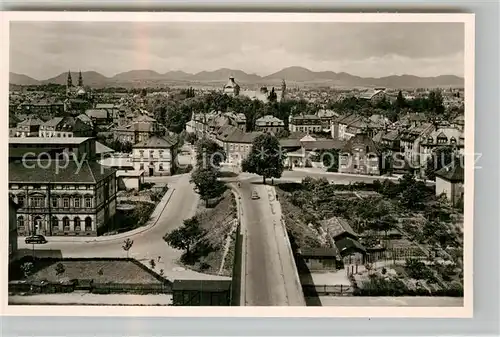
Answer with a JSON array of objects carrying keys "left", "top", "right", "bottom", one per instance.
[{"left": 242, "top": 133, "right": 285, "bottom": 184}]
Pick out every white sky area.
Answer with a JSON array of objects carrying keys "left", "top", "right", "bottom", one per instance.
[{"left": 10, "top": 21, "right": 464, "bottom": 80}]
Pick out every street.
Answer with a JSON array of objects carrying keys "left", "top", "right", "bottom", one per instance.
[
  {"left": 238, "top": 181, "right": 304, "bottom": 306},
  {"left": 17, "top": 173, "right": 228, "bottom": 282}
]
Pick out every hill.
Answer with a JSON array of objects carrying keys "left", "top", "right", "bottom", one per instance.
[
  {"left": 11, "top": 67, "right": 464, "bottom": 89},
  {"left": 9, "top": 73, "right": 40, "bottom": 86}
]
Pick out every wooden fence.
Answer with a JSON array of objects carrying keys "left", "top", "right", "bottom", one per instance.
[
  {"left": 302, "top": 284, "right": 353, "bottom": 296},
  {"left": 365, "top": 248, "right": 430, "bottom": 264}
]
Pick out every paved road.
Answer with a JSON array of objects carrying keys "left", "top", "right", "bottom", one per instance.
[
  {"left": 238, "top": 181, "right": 304, "bottom": 306},
  {"left": 17, "top": 173, "right": 228, "bottom": 281}
]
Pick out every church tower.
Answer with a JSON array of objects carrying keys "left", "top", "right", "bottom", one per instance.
[
  {"left": 66, "top": 70, "right": 73, "bottom": 89},
  {"left": 78, "top": 70, "right": 84, "bottom": 87}
]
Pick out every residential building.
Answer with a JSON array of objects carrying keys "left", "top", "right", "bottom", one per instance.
[
  {"left": 85, "top": 108, "right": 113, "bottom": 127},
  {"left": 321, "top": 217, "right": 366, "bottom": 265},
  {"left": 39, "top": 116, "right": 94, "bottom": 138},
  {"left": 9, "top": 137, "right": 117, "bottom": 237},
  {"left": 289, "top": 114, "right": 322, "bottom": 134},
  {"left": 420, "top": 127, "right": 465, "bottom": 169},
  {"left": 221, "top": 129, "right": 263, "bottom": 168},
  {"left": 399, "top": 123, "right": 435, "bottom": 168},
  {"left": 435, "top": 161, "right": 464, "bottom": 206},
  {"left": 317, "top": 109, "right": 339, "bottom": 131},
  {"left": 114, "top": 115, "right": 162, "bottom": 144},
  {"left": 339, "top": 133, "right": 381, "bottom": 175},
  {"left": 15, "top": 116, "right": 44, "bottom": 137},
  {"left": 255, "top": 115, "right": 285, "bottom": 134},
  {"left": 298, "top": 248, "right": 339, "bottom": 272},
  {"left": 332, "top": 114, "right": 364, "bottom": 140},
  {"left": 9, "top": 198, "right": 19, "bottom": 263},
  {"left": 131, "top": 135, "right": 178, "bottom": 176}
]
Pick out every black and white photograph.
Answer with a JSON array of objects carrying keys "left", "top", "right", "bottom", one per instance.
[{"left": 2, "top": 12, "right": 474, "bottom": 316}]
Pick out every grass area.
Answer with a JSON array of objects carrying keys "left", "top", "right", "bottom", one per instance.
[
  {"left": 99, "top": 201, "right": 156, "bottom": 235},
  {"left": 12, "top": 259, "right": 162, "bottom": 284},
  {"left": 276, "top": 188, "right": 323, "bottom": 250},
  {"left": 183, "top": 191, "right": 237, "bottom": 276}
]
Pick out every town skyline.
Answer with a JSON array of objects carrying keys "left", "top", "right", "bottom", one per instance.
[{"left": 10, "top": 22, "right": 465, "bottom": 80}]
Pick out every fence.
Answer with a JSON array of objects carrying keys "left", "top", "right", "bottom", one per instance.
[
  {"left": 230, "top": 221, "right": 242, "bottom": 306},
  {"left": 302, "top": 284, "right": 353, "bottom": 296},
  {"left": 365, "top": 248, "right": 430, "bottom": 264},
  {"left": 91, "top": 282, "right": 172, "bottom": 294}
]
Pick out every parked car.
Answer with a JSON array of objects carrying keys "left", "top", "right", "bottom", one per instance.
[
  {"left": 25, "top": 235, "right": 47, "bottom": 244},
  {"left": 251, "top": 190, "right": 260, "bottom": 200}
]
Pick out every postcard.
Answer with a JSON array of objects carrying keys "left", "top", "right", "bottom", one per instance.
[{"left": 1, "top": 11, "right": 474, "bottom": 317}]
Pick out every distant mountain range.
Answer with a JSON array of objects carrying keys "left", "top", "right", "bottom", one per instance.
[{"left": 9, "top": 66, "right": 464, "bottom": 89}]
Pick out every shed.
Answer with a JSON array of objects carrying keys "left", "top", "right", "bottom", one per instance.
[
  {"left": 298, "top": 247, "right": 339, "bottom": 272},
  {"left": 172, "top": 279, "right": 232, "bottom": 306}
]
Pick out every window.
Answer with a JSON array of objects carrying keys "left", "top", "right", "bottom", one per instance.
[
  {"left": 63, "top": 197, "right": 69, "bottom": 208},
  {"left": 17, "top": 216, "right": 24, "bottom": 229},
  {"left": 17, "top": 196, "right": 25, "bottom": 207},
  {"left": 51, "top": 217, "right": 59, "bottom": 230},
  {"left": 74, "top": 197, "right": 81, "bottom": 208},
  {"left": 85, "top": 197, "right": 92, "bottom": 208},
  {"left": 450, "top": 137, "right": 457, "bottom": 144},
  {"left": 51, "top": 196, "right": 59, "bottom": 208},
  {"left": 139, "top": 150, "right": 144, "bottom": 157},
  {"left": 74, "top": 217, "right": 81, "bottom": 231},
  {"left": 159, "top": 164, "right": 164, "bottom": 171},
  {"left": 63, "top": 217, "right": 70, "bottom": 231},
  {"left": 85, "top": 217, "right": 92, "bottom": 231},
  {"left": 139, "top": 163, "right": 144, "bottom": 170},
  {"left": 150, "top": 150, "right": 155, "bottom": 158}
]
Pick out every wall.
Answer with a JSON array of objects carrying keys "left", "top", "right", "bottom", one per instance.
[{"left": 9, "top": 202, "right": 18, "bottom": 263}]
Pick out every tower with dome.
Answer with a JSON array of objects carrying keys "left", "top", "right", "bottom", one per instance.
[{"left": 64, "top": 70, "right": 92, "bottom": 114}]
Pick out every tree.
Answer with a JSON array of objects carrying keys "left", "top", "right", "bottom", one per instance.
[
  {"left": 275, "top": 129, "right": 290, "bottom": 139},
  {"left": 164, "top": 216, "right": 203, "bottom": 256},
  {"left": 55, "top": 262, "right": 65, "bottom": 275},
  {"left": 190, "top": 167, "right": 227, "bottom": 207},
  {"left": 242, "top": 133, "right": 285, "bottom": 184},
  {"left": 425, "top": 146, "right": 455, "bottom": 181},
  {"left": 195, "top": 138, "right": 226, "bottom": 169},
  {"left": 122, "top": 238, "right": 134, "bottom": 258},
  {"left": 21, "top": 262, "right": 34, "bottom": 278},
  {"left": 185, "top": 132, "right": 198, "bottom": 145}
]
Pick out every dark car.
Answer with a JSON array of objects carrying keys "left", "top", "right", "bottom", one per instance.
[{"left": 25, "top": 235, "right": 47, "bottom": 244}]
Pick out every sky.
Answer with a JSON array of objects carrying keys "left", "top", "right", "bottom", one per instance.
[{"left": 10, "top": 21, "right": 465, "bottom": 80}]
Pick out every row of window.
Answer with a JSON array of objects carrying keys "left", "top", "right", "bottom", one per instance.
[
  {"left": 16, "top": 196, "right": 93, "bottom": 208},
  {"left": 10, "top": 184, "right": 91, "bottom": 190},
  {"left": 138, "top": 163, "right": 165, "bottom": 171},
  {"left": 292, "top": 126, "right": 322, "bottom": 132},
  {"left": 18, "top": 216, "right": 93, "bottom": 231},
  {"left": 137, "top": 149, "right": 167, "bottom": 158}
]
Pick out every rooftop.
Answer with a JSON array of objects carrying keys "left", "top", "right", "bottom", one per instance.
[
  {"left": 9, "top": 160, "right": 116, "bottom": 184},
  {"left": 321, "top": 217, "right": 358, "bottom": 239},
  {"left": 435, "top": 161, "right": 464, "bottom": 182},
  {"left": 9, "top": 137, "right": 92, "bottom": 145},
  {"left": 133, "top": 135, "right": 178, "bottom": 149}
]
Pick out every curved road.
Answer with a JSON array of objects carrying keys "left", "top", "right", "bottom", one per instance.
[{"left": 17, "top": 173, "right": 228, "bottom": 281}]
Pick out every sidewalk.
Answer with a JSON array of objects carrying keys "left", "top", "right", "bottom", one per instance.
[
  {"left": 19, "top": 187, "right": 176, "bottom": 244},
  {"left": 9, "top": 293, "right": 173, "bottom": 306}
]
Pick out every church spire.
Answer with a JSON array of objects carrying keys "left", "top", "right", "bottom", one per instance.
[
  {"left": 78, "top": 70, "right": 83, "bottom": 87},
  {"left": 66, "top": 70, "right": 73, "bottom": 88}
]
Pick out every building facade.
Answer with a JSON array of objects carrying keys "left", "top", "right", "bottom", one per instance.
[
  {"left": 255, "top": 115, "right": 285, "bottom": 134},
  {"left": 338, "top": 133, "right": 381, "bottom": 175},
  {"left": 131, "top": 135, "right": 178, "bottom": 176},
  {"left": 9, "top": 198, "right": 19, "bottom": 263},
  {"left": 289, "top": 115, "right": 322, "bottom": 134}
]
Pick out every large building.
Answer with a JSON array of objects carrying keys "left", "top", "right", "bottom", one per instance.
[
  {"left": 39, "top": 116, "right": 94, "bottom": 138},
  {"left": 8, "top": 137, "right": 117, "bottom": 237},
  {"left": 131, "top": 135, "right": 178, "bottom": 176}
]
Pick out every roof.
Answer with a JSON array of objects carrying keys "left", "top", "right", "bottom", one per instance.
[
  {"left": 317, "top": 109, "right": 339, "bottom": 119},
  {"left": 301, "top": 139, "right": 346, "bottom": 151},
  {"left": 359, "top": 89, "right": 385, "bottom": 100},
  {"left": 133, "top": 135, "right": 177, "bottom": 149},
  {"left": 95, "top": 103, "right": 116, "bottom": 109},
  {"left": 322, "top": 217, "right": 358, "bottom": 239},
  {"left": 224, "top": 77, "right": 239, "bottom": 89},
  {"left": 17, "top": 116, "right": 44, "bottom": 126},
  {"left": 299, "top": 247, "right": 338, "bottom": 258},
  {"left": 41, "top": 117, "right": 64, "bottom": 127},
  {"left": 334, "top": 237, "right": 367, "bottom": 255},
  {"left": 255, "top": 115, "right": 284, "bottom": 126},
  {"left": 225, "top": 130, "right": 263, "bottom": 144},
  {"left": 290, "top": 114, "right": 321, "bottom": 123},
  {"left": 116, "top": 170, "right": 144, "bottom": 177},
  {"left": 99, "top": 157, "right": 134, "bottom": 169},
  {"left": 341, "top": 133, "right": 380, "bottom": 155},
  {"left": 9, "top": 137, "right": 91, "bottom": 145},
  {"left": 279, "top": 138, "right": 301, "bottom": 148},
  {"left": 85, "top": 109, "right": 108, "bottom": 119},
  {"left": 422, "top": 127, "right": 464, "bottom": 145},
  {"left": 435, "top": 161, "right": 464, "bottom": 182},
  {"left": 134, "top": 115, "right": 157, "bottom": 123},
  {"left": 9, "top": 147, "right": 66, "bottom": 159},
  {"left": 172, "top": 279, "right": 231, "bottom": 292},
  {"left": 9, "top": 160, "right": 116, "bottom": 183},
  {"left": 95, "top": 141, "right": 115, "bottom": 154}
]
